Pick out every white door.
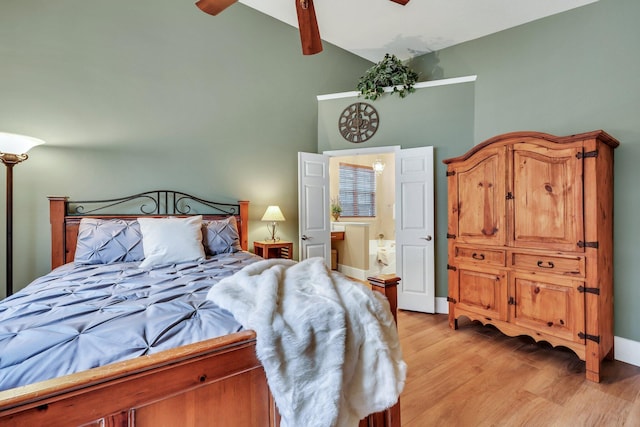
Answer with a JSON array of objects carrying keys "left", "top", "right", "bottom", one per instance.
[
  {"left": 297, "top": 152, "right": 331, "bottom": 264},
  {"left": 395, "top": 147, "right": 435, "bottom": 313}
]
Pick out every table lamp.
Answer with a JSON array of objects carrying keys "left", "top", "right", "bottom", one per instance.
[{"left": 261, "top": 205, "right": 285, "bottom": 242}]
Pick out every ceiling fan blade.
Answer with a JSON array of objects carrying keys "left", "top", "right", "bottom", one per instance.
[
  {"left": 390, "top": 0, "right": 410, "bottom": 5},
  {"left": 295, "top": 0, "right": 323, "bottom": 55},
  {"left": 195, "top": 0, "right": 237, "bottom": 16}
]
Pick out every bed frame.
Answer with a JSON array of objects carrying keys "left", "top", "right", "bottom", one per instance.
[{"left": 0, "top": 191, "right": 401, "bottom": 427}]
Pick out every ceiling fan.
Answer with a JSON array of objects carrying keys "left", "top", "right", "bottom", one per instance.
[{"left": 195, "top": 0, "right": 411, "bottom": 55}]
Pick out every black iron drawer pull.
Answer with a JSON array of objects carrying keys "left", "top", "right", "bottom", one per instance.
[
  {"left": 537, "top": 260, "right": 555, "bottom": 268},
  {"left": 472, "top": 253, "right": 485, "bottom": 260}
]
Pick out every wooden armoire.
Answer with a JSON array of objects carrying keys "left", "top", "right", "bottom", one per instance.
[{"left": 443, "top": 130, "right": 619, "bottom": 382}]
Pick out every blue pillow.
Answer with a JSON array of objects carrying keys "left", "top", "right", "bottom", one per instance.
[
  {"left": 202, "top": 217, "right": 242, "bottom": 255},
  {"left": 74, "top": 218, "right": 144, "bottom": 265}
]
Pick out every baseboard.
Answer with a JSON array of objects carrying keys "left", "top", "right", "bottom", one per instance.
[
  {"left": 434, "top": 297, "right": 640, "bottom": 368},
  {"left": 435, "top": 297, "right": 449, "bottom": 315},
  {"left": 614, "top": 336, "right": 640, "bottom": 367},
  {"left": 337, "top": 264, "right": 366, "bottom": 281}
]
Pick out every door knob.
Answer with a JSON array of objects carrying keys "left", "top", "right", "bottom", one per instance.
[
  {"left": 421, "top": 235, "right": 432, "bottom": 241},
  {"left": 301, "top": 235, "right": 311, "bottom": 240}
]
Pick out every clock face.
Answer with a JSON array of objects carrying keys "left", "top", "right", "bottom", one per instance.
[{"left": 338, "top": 102, "right": 379, "bottom": 143}]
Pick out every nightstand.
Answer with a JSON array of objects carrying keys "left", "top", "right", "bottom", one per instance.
[{"left": 253, "top": 240, "right": 293, "bottom": 259}]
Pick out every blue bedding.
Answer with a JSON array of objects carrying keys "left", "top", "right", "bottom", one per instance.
[{"left": 0, "top": 251, "right": 261, "bottom": 391}]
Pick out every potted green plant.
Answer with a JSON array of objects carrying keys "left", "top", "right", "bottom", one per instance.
[
  {"left": 356, "top": 53, "right": 419, "bottom": 101},
  {"left": 331, "top": 198, "right": 342, "bottom": 221}
]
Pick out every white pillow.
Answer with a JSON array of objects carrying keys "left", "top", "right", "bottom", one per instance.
[{"left": 137, "top": 216, "right": 205, "bottom": 268}]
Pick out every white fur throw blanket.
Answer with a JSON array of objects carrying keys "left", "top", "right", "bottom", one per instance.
[{"left": 207, "top": 257, "right": 406, "bottom": 427}]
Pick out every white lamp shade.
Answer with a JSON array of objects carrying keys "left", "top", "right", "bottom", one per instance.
[
  {"left": 0, "top": 132, "right": 46, "bottom": 155},
  {"left": 261, "top": 205, "right": 285, "bottom": 222}
]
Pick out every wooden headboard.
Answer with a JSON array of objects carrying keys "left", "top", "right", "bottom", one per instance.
[{"left": 48, "top": 190, "right": 249, "bottom": 270}]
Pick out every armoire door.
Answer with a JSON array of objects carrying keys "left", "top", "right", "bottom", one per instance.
[
  {"left": 453, "top": 266, "right": 508, "bottom": 321},
  {"left": 510, "top": 271, "right": 585, "bottom": 344},
  {"left": 453, "top": 146, "right": 507, "bottom": 247},
  {"left": 510, "top": 143, "right": 584, "bottom": 252}
]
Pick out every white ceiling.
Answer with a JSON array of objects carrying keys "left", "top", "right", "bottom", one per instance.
[{"left": 239, "top": 0, "right": 598, "bottom": 62}]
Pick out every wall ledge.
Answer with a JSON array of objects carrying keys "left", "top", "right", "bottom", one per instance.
[{"left": 317, "top": 75, "right": 477, "bottom": 101}]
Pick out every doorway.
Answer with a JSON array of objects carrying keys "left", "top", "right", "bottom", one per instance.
[
  {"left": 328, "top": 151, "right": 396, "bottom": 280},
  {"left": 298, "top": 146, "right": 435, "bottom": 313}
]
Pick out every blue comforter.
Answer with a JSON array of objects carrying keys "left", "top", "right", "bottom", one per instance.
[{"left": 0, "top": 251, "right": 261, "bottom": 391}]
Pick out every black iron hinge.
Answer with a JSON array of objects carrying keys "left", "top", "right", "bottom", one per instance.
[
  {"left": 576, "top": 150, "right": 598, "bottom": 159},
  {"left": 578, "top": 332, "right": 601, "bottom": 343},
  {"left": 577, "top": 241, "right": 599, "bottom": 249},
  {"left": 505, "top": 192, "right": 514, "bottom": 200},
  {"left": 447, "top": 264, "right": 457, "bottom": 271},
  {"left": 447, "top": 233, "right": 456, "bottom": 239},
  {"left": 446, "top": 296, "right": 457, "bottom": 304},
  {"left": 578, "top": 285, "right": 600, "bottom": 295},
  {"left": 446, "top": 171, "right": 456, "bottom": 177}
]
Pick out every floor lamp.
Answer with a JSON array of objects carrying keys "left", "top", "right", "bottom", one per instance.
[{"left": 0, "top": 132, "right": 45, "bottom": 297}]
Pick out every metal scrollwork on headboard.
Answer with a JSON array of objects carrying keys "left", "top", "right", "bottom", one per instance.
[{"left": 67, "top": 190, "right": 240, "bottom": 216}]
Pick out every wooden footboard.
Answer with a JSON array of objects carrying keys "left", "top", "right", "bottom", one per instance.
[{"left": 0, "top": 331, "right": 275, "bottom": 426}]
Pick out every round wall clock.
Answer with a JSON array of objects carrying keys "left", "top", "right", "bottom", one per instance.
[{"left": 338, "top": 102, "right": 379, "bottom": 143}]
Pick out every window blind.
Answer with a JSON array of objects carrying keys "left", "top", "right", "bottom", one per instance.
[{"left": 338, "top": 163, "right": 376, "bottom": 217}]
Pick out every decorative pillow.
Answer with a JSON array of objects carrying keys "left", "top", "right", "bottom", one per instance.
[
  {"left": 202, "top": 216, "right": 242, "bottom": 255},
  {"left": 74, "top": 218, "right": 144, "bottom": 265},
  {"left": 137, "top": 216, "right": 206, "bottom": 268}
]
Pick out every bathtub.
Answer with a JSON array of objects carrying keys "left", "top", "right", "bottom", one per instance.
[{"left": 366, "top": 239, "right": 396, "bottom": 278}]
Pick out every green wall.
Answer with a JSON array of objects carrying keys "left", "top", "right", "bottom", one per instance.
[
  {"left": 406, "top": 0, "right": 640, "bottom": 341},
  {"left": 0, "top": 0, "right": 372, "bottom": 296},
  {"left": 317, "top": 82, "right": 475, "bottom": 301}
]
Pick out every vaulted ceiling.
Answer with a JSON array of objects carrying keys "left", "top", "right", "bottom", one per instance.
[{"left": 238, "top": 0, "right": 598, "bottom": 61}]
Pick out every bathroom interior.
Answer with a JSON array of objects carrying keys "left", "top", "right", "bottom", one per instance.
[{"left": 329, "top": 151, "right": 396, "bottom": 280}]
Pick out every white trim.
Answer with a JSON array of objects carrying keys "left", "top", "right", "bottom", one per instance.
[
  {"left": 323, "top": 145, "right": 400, "bottom": 157},
  {"left": 435, "top": 297, "right": 449, "bottom": 315},
  {"left": 614, "top": 336, "right": 640, "bottom": 367},
  {"left": 316, "top": 75, "right": 478, "bottom": 101},
  {"left": 338, "top": 264, "right": 366, "bottom": 281}
]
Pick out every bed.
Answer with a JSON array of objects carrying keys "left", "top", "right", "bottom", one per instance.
[{"left": 0, "top": 190, "right": 402, "bottom": 427}]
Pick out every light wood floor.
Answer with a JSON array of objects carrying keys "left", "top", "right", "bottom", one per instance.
[{"left": 396, "top": 310, "right": 640, "bottom": 427}]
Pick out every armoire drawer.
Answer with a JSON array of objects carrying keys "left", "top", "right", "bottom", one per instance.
[
  {"left": 455, "top": 246, "right": 505, "bottom": 266},
  {"left": 510, "top": 252, "right": 585, "bottom": 277}
]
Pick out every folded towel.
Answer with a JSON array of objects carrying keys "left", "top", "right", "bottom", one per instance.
[{"left": 377, "top": 247, "right": 389, "bottom": 266}]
